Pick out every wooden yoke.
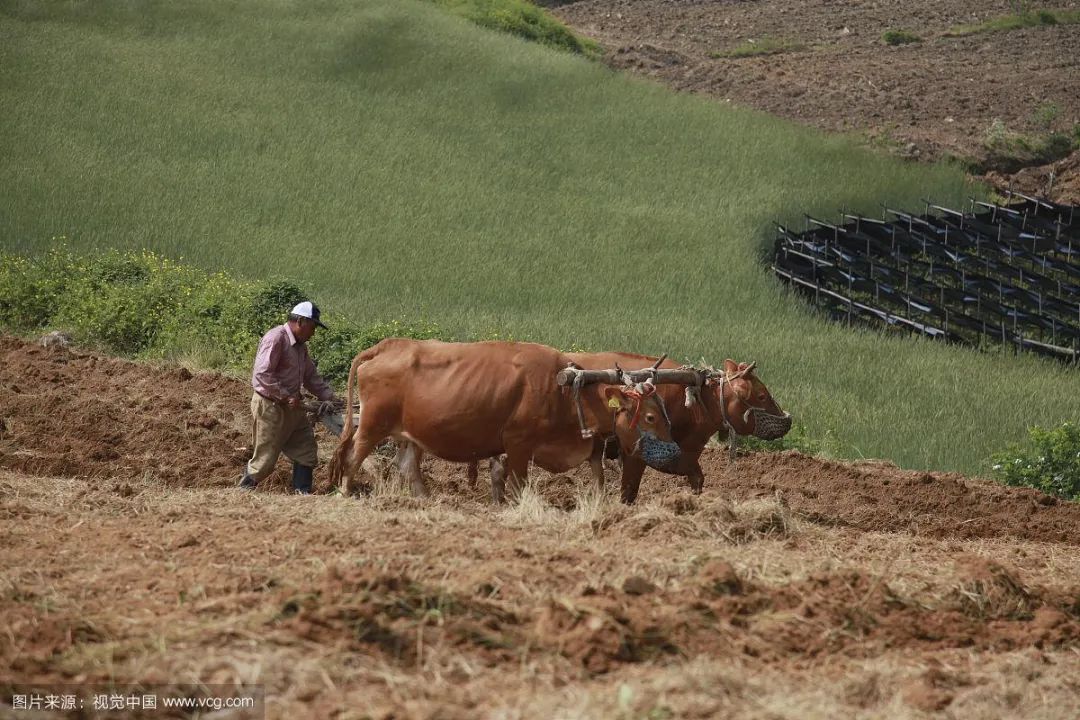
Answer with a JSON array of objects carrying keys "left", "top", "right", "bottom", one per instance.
[
  {"left": 555, "top": 367, "right": 623, "bottom": 387},
  {"left": 555, "top": 363, "right": 707, "bottom": 389},
  {"left": 552, "top": 354, "right": 712, "bottom": 440},
  {"left": 626, "top": 367, "right": 707, "bottom": 387},
  {"left": 556, "top": 355, "right": 711, "bottom": 437}
]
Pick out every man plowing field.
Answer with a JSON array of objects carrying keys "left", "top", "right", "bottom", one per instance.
[{"left": 238, "top": 301, "right": 340, "bottom": 495}]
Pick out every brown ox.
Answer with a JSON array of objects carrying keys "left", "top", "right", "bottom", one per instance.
[
  {"left": 467, "top": 353, "right": 790, "bottom": 503},
  {"left": 328, "top": 339, "right": 679, "bottom": 502}
]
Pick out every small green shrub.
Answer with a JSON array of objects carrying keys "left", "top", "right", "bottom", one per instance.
[
  {"left": 155, "top": 273, "right": 264, "bottom": 370},
  {"left": 0, "top": 248, "right": 446, "bottom": 388},
  {"left": 0, "top": 247, "right": 72, "bottom": 331},
  {"left": 981, "top": 118, "right": 1077, "bottom": 173},
  {"left": 882, "top": 29, "right": 921, "bottom": 45},
  {"left": 710, "top": 36, "right": 804, "bottom": 59},
  {"left": 1032, "top": 101, "right": 1061, "bottom": 130},
  {"left": 984, "top": 118, "right": 1010, "bottom": 147},
  {"left": 248, "top": 280, "right": 308, "bottom": 336},
  {"left": 1041, "top": 131, "right": 1074, "bottom": 159},
  {"left": 946, "top": 8, "right": 1079, "bottom": 36},
  {"left": 426, "top": 0, "right": 600, "bottom": 58},
  {"left": 990, "top": 422, "right": 1080, "bottom": 500},
  {"left": 51, "top": 251, "right": 207, "bottom": 354}
]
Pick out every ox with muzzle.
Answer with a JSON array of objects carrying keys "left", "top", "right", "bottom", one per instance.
[{"left": 540, "top": 354, "right": 791, "bottom": 502}]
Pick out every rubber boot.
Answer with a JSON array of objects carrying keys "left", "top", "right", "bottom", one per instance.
[
  {"left": 292, "top": 464, "right": 314, "bottom": 495},
  {"left": 238, "top": 473, "right": 258, "bottom": 491}
]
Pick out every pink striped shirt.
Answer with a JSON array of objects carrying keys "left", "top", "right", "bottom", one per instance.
[{"left": 251, "top": 324, "right": 335, "bottom": 403}]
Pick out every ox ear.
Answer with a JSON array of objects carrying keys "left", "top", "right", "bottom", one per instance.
[
  {"left": 603, "top": 385, "right": 631, "bottom": 410},
  {"left": 723, "top": 359, "right": 739, "bottom": 375}
]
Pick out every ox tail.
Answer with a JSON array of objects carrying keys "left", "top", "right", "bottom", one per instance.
[
  {"left": 328, "top": 346, "right": 376, "bottom": 488},
  {"left": 342, "top": 350, "right": 365, "bottom": 441}
]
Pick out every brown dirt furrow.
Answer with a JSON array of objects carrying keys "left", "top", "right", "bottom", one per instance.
[{"left": 4, "top": 467, "right": 1080, "bottom": 718}]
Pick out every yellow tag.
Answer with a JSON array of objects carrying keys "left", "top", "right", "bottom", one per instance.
[{"left": 607, "top": 397, "right": 620, "bottom": 408}]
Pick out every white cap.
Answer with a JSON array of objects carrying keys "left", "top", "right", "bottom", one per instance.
[{"left": 289, "top": 301, "right": 327, "bottom": 329}]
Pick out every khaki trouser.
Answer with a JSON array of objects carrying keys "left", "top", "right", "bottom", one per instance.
[{"left": 247, "top": 392, "right": 318, "bottom": 480}]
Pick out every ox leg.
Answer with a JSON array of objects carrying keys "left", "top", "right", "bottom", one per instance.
[
  {"left": 369, "top": 441, "right": 407, "bottom": 484},
  {"left": 398, "top": 442, "right": 428, "bottom": 497},
  {"left": 688, "top": 466, "right": 705, "bottom": 494},
  {"left": 678, "top": 451, "right": 704, "bottom": 496},
  {"left": 340, "top": 436, "right": 381, "bottom": 497},
  {"left": 489, "top": 455, "right": 507, "bottom": 504},
  {"left": 619, "top": 456, "right": 647, "bottom": 505},
  {"left": 686, "top": 451, "right": 706, "bottom": 494},
  {"left": 589, "top": 437, "right": 607, "bottom": 492},
  {"left": 503, "top": 452, "right": 530, "bottom": 504},
  {"left": 467, "top": 461, "right": 479, "bottom": 486},
  {"left": 338, "top": 410, "right": 395, "bottom": 497}
]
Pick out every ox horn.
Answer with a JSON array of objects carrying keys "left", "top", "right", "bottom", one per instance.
[{"left": 731, "top": 361, "right": 757, "bottom": 380}]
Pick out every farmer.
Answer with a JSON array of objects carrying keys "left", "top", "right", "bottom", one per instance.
[{"left": 238, "top": 301, "right": 339, "bottom": 495}]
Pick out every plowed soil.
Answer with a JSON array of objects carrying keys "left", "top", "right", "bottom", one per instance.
[
  {"left": 3, "top": 336, "right": 1080, "bottom": 718},
  {"left": 549, "top": 0, "right": 1080, "bottom": 203}
]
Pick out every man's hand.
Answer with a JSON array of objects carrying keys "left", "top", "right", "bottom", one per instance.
[
  {"left": 285, "top": 396, "right": 302, "bottom": 410},
  {"left": 312, "top": 397, "right": 344, "bottom": 418}
]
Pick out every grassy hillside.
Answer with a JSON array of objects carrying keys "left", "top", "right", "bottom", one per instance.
[{"left": 2, "top": 0, "right": 1077, "bottom": 475}]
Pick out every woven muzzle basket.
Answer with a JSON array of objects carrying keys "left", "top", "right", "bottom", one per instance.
[{"left": 745, "top": 407, "right": 792, "bottom": 440}]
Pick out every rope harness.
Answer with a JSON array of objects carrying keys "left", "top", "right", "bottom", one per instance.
[
  {"left": 714, "top": 371, "right": 745, "bottom": 461},
  {"left": 621, "top": 380, "right": 659, "bottom": 429},
  {"left": 627, "top": 366, "right": 680, "bottom": 429},
  {"left": 570, "top": 367, "right": 594, "bottom": 439}
]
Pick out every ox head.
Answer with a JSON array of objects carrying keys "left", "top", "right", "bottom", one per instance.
[
  {"left": 707, "top": 360, "right": 791, "bottom": 441},
  {"left": 604, "top": 382, "right": 682, "bottom": 472}
]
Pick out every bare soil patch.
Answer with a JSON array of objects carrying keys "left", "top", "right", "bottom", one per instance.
[
  {"left": 550, "top": 0, "right": 1080, "bottom": 202},
  {"left": 3, "top": 472, "right": 1080, "bottom": 718}
]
